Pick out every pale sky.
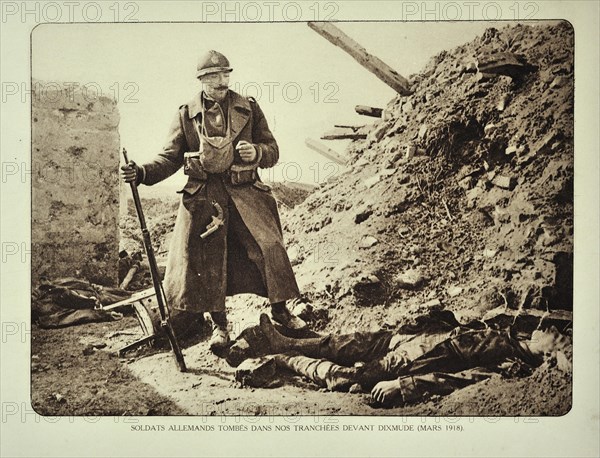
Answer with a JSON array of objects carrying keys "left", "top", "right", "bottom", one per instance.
[{"left": 32, "top": 21, "right": 503, "bottom": 191}]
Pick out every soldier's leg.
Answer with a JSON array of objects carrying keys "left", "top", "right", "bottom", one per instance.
[
  {"left": 228, "top": 202, "right": 306, "bottom": 330},
  {"left": 274, "top": 353, "right": 359, "bottom": 392},
  {"left": 206, "top": 182, "right": 232, "bottom": 352},
  {"left": 259, "top": 314, "right": 393, "bottom": 364}
]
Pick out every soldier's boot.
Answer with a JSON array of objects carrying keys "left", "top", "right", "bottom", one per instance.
[
  {"left": 259, "top": 313, "right": 322, "bottom": 356},
  {"left": 209, "top": 311, "right": 231, "bottom": 354},
  {"left": 270, "top": 301, "right": 308, "bottom": 331},
  {"left": 273, "top": 353, "right": 357, "bottom": 392}
]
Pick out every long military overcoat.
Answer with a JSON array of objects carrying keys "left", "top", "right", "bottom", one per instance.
[{"left": 141, "top": 90, "right": 300, "bottom": 313}]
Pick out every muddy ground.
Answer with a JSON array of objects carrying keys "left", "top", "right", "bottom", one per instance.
[
  {"left": 32, "top": 294, "right": 571, "bottom": 417},
  {"left": 32, "top": 21, "right": 574, "bottom": 417}
]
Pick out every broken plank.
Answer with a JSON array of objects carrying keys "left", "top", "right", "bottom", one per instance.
[
  {"left": 321, "top": 127, "right": 367, "bottom": 141},
  {"left": 101, "top": 287, "right": 155, "bottom": 312},
  {"left": 305, "top": 138, "right": 348, "bottom": 165},
  {"left": 355, "top": 105, "right": 383, "bottom": 118},
  {"left": 334, "top": 124, "right": 364, "bottom": 131},
  {"left": 308, "top": 22, "right": 412, "bottom": 96}
]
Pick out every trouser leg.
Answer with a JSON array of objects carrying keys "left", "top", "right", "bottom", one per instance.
[
  {"left": 227, "top": 199, "right": 269, "bottom": 292},
  {"left": 259, "top": 315, "right": 392, "bottom": 364},
  {"left": 210, "top": 311, "right": 228, "bottom": 329},
  {"left": 274, "top": 354, "right": 359, "bottom": 392}
]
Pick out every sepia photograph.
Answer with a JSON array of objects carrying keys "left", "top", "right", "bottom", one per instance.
[
  {"left": 28, "top": 18, "right": 578, "bottom": 418},
  {"left": 1, "top": 1, "right": 598, "bottom": 457}
]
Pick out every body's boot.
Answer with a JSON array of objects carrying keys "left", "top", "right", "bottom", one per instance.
[{"left": 259, "top": 313, "right": 323, "bottom": 356}]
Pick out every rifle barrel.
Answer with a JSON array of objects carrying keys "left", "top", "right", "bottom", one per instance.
[{"left": 122, "top": 148, "right": 187, "bottom": 372}]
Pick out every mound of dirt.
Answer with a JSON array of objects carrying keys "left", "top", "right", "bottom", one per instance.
[{"left": 284, "top": 21, "right": 573, "bottom": 333}]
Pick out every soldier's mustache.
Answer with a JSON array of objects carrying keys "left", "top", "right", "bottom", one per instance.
[{"left": 214, "top": 86, "right": 228, "bottom": 91}]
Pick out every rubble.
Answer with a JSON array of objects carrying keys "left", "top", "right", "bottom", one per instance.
[{"left": 286, "top": 21, "right": 573, "bottom": 322}]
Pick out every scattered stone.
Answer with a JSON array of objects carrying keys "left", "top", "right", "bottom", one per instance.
[
  {"left": 484, "top": 123, "right": 497, "bottom": 136},
  {"left": 492, "top": 175, "right": 517, "bottom": 190},
  {"left": 534, "top": 132, "right": 558, "bottom": 155},
  {"left": 354, "top": 157, "right": 369, "bottom": 168},
  {"left": 359, "top": 236, "right": 378, "bottom": 248},
  {"left": 505, "top": 145, "right": 518, "bottom": 156},
  {"left": 404, "top": 143, "right": 417, "bottom": 160},
  {"left": 354, "top": 208, "right": 373, "bottom": 224},
  {"left": 395, "top": 269, "right": 426, "bottom": 290},
  {"left": 465, "top": 61, "right": 478, "bottom": 73},
  {"left": 371, "top": 122, "right": 389, "bottom": 142},
  {"left": 51, "top": 393, "right": 66, "bottom": 403},
  {"left": 549, "top": 76, "right": 566, "bottom": 89},
  {"left": 363, "top": 175, "right": 381, "bottom": 189},
  {"left": 496, "top": 94, "right": 509, "bottom": 111},
  {"left": 422, "top": 298, "right": 441, "bottom": 308},
  {"left": 483, "top": 248, "right": 498, "bottom": 258},
  {"left": 410, "top": 245, "right": 424, "bottom": 255},
  {"left": 397, "top": 226, "right": 410, "bottom": 237},
  {"left": 380, "top": 168, "right": 396, "bottom": 177},
  {"left": 459, "top": 176, "right": 475, "bottom": 190},
  {"left": 402, "top": 100, "right": 414, "bottom": 114},
  {"left": 447, "top": 286, "right": 463, "bottom": 297},
  {"left": 476, "top": 51, "right": 535, "bottom": 78},
  {"left": 418, "top": 124, "right": 429, "bottom": 140},
  {"left": 425, "top": 91, "right": 439, "bottom": 102},
  {"left": 82, "top": 346, "right": 95, "bottom": 356}
]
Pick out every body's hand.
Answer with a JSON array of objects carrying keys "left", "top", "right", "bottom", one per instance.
[
  {"left": 371, "top": 379, "right": 403, "bottom": 406},
  {"left": 236, "top": 141, "right": 257, "bottom": 163},
  {"left": 120, "top": 161, "right": 141, "bottom": 183}
]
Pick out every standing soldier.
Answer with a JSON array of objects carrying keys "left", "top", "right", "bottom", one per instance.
[{"left": 121, "top": 50, "right": 306, "bottom": 353}]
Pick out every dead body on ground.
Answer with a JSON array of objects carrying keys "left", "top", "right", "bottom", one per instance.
[{"left": 227, "top": 311, "right": 571, "bottom": 408}]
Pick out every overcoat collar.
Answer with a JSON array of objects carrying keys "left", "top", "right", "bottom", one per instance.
[{"left": 187, "top": 90, "right": 251, "bottom": 140}]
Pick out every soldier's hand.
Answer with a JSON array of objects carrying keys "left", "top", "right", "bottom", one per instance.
[
  {"left": 371, "top": 379, "right": 403, "bottom": 406},
  {"left": 120, "top": 161, "right": 141, "bottom": 184},
  {"left": 236, "top": 141, "right": 257, "bottom": 163}
]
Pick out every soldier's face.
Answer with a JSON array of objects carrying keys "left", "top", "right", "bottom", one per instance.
[{"left": 201, "top": 71, "right": 230, "bottom": 102}]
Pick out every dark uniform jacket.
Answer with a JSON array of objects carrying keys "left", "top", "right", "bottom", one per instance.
[{"left": 141, "top": 90, "right": 300, "bottom": 313}]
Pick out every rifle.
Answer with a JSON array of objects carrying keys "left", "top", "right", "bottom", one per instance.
[{"left": 122, "top": 148, "right": 187, "bottom": 372}]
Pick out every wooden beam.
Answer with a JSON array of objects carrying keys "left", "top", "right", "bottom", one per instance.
[
  {"left": 305, "top": 138, "right": 347, "bottom": 165},
  {"left": 334, "top": 124, "right": 364, "bottom": 131},
  {"left": 308, "top": 22, "right": 412, "bottom": 96},
  {"left": 320, "top": 127, "right": 367, "bottom": 141},
  {"left": 355, "top": 105, "right": 383, "bottom": 118}
]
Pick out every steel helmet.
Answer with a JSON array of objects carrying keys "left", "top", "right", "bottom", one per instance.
[{"left": 196, "top": 50, "right": 233, "bottom": 78}]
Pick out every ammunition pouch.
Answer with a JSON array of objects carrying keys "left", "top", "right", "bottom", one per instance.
[
  {"left": 183, "top": 153, "right": 208, "bottom": 181},
  {"left": 228, "top": 167, "right": 258, "bottom": 185},
  {"left": 183, "top": 153, "right": 260, "bottom": 186}
]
